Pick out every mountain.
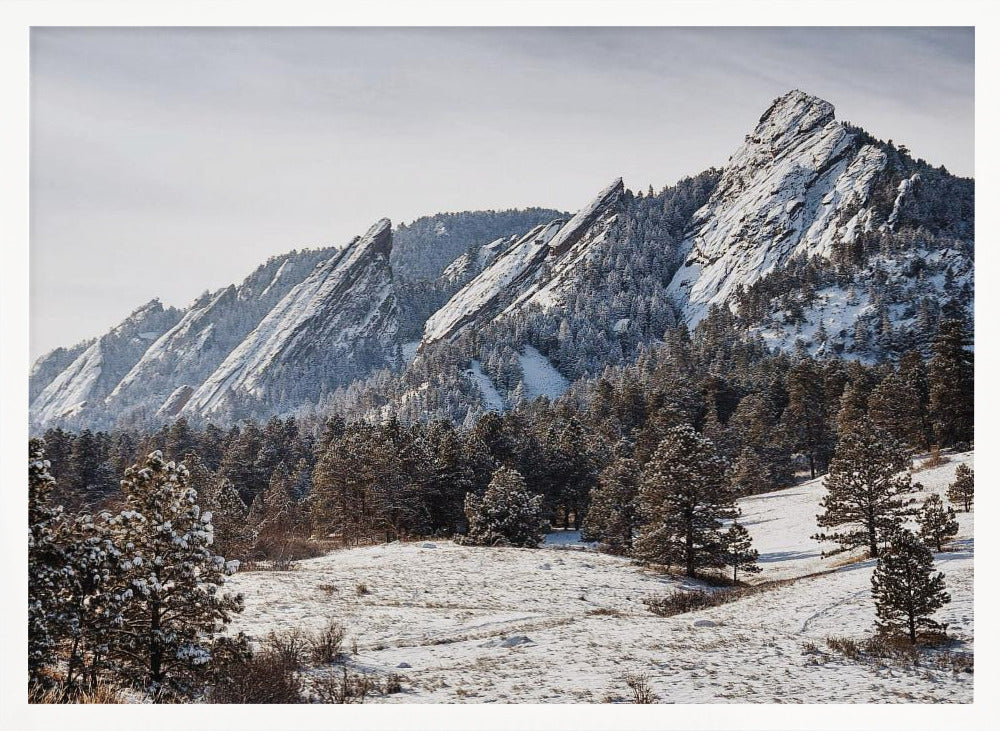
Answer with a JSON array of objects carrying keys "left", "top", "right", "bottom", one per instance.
[
  {"left": 183, "top": 218, "right": 398, "bottom": 421},
  {"left": 101, "top": 247, "right": 334, "bottom": 422},
  {"left": 391, "top": 208, "right": 567, "bottom": 282},
  {"left": 668, "top": 90, "right": 972, "bottom": 358},
  {"left": 422, "top": 179, "right": 624, "bottom": 346},
  {"left": 30, "top": 90, "right": 974, "bottom": 431},
  {"left": 30, "top": 300, "right": 182, "bottom": 426},
  {"left": 668, "top": 90, "right": 889, "bottom": 324}
]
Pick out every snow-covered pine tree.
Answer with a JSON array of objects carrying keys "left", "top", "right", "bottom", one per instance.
[
  {"left": 582, "top": 457, "right": 640, "bottom": 555},
  {"left": 917, "top": 493, "right": 958, "bottom": 552},
  {"left": 633, "top": 424, "right": 737, "bottom": 577},
  {"left": 730, "top": 447, "right": 773, "bottom": 496},
  {"left": 205, "top": 477, "right": 256, "bottom": 563},
  {"left": 28, "top": 439, "right": 64, "bottom": 686},
  {"left": 814, "top": 417, "right": 916, "bottom": 558},
  {"left": 871, "top": 528, "right": 950, "bottom": 644},
  {"left": 110, "top": 451, "right": 243, "bottom": 698},
  {"left": 462, "top": 466, "right": 544, "bottom": 548},
  {"left": 868, "top": 372, "right": 925, "bottom": 450},
  {"left": 947, "top": 463, "right": 974, "bottom": 512},
  {"left": 721, "top": 522, "right": 761, "bottom": 583},
  {"left": 928, "top": 318, "right": 974, "bottom": 446}
]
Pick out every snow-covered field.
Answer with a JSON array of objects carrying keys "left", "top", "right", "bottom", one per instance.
[{"left": 224, "top": 453, "right": 973, "bottom": 703}]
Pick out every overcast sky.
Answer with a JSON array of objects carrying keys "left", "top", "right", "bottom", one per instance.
[{"left": 30, "top": 27, "right": 974, "bottom": 359}]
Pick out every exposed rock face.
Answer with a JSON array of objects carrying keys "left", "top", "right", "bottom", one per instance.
[
  {"left": 668, "top": 90, "right": 888, "bottom": 324},
  {"left": 422, "top": 178, "right": 624, "bottom": 345},
  {"left": 30, "top": 300, "right": 182, "bottom": 426},
  {"left": 183, "top": 218, "right": 399, "bottom": 419},
  {"left": 103, "top": 248, "right": 331, "bottom": 419},
  {"left": 31, "top": 220, "right": 399, "bottom": 429}
]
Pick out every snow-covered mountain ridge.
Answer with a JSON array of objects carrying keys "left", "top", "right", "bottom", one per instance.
[
  {"left": 422, "top": 178, "right": 624, "bottom": 346},
  {"left": 669, "top": 90, "right": 892, "bottom": 324},
  {"left": 31, "top": 90, "right": 973, "bottom": 430}
]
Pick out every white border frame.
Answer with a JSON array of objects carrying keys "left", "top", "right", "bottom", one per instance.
[{"left": 1, "top": 2, "right": 995, "bottom": 730}]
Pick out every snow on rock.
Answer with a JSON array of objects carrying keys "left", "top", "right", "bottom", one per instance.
[
  {"left": 31, "top": 299, "right": 181, "bottom": 428},
  {"left": 185, "top": 219, "right": 399, "bottom": 418},
  {"left": 422, "top": 178, "right": 624, "bottom": 346},
  {"left": 224, "top": 452, "right": 973, "bottom": 703},
  {"left": 668, "top": 90, "right": 888, "bottom": 325},
  {"left": 441, "top": 235, "right": 515, "bottom": 284},
  {"left": 156, "top": 385, "right": 195, "bottom": 418},
  {"left": 423, "top": 221, "right": 564, "bottom": 344},
  {"left": 518, "top": 345, "right": 569, "bottom": 400},
  {"left": 464, "top": 360, "right": 505, "bottom": 412}
]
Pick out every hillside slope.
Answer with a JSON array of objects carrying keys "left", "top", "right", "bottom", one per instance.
[{"left": 225, "top": 453, "right": 973, "bottom": 703}]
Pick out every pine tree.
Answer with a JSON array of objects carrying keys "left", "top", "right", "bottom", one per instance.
[
  {"left": 784, "top": 360, "right": 833, "bottom": 478},
  {"left": 254, "top": 463, "right": 305, "bottom": 559},
  {"left": 927, "top": 318, "right": 974, "bottom": 446},
  {"left": 633, "top": 424, "right": 737, "bottom": 577},
  {"left": 898, "top": 350, "right": 932, "bottom": 450},
  {"left": 205, "top": 478, "right": 256, "bottom": 563},
  {"left": 814, "top": 418, "right": 916, "bottom": 558},
  {"left": 917, "top": 493, "right": 958, "bottom": 552},
  {"left": 868, "top": 372, "right": 925, "bottom": 450},
  {"left": 28, "top": 439, "right": 64, "bottom": 686},
  {"left": 462, "top": 466, "right": 544, "bottom": 548},
  {"left": 721, "top": 523, "right": 761, "bottom": 583},
  {"left": 872, "top": 529, "right": 950, "bottom": 643},
  {"left": 730, "top": 447, "right": 773, "bottom": 496},
  {"left": 582, "top": 457, "right": 640, "bottom": 554},
  {"left": 947, "top": 463, "right": 974, "bottom": 512},
  {"left": 110, "top": 451, "right": 243, "bottom": 697}
]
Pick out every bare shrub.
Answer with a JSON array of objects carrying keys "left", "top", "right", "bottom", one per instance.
[
  {"left": 919, "top": 446, "right": 949, "bottom": 471},
  {"left": 309, "top": 621, "right": 346, "bottom": 665},
  {"left": 355, "top": 582, "right": 370, "bottom": 597},
  {"left": 317, "top": 583, "right": 337, "bottom": 595},
  {"left": 643, "top": 580, "right": 790, "bottom": 618},
  {"left": 384, "top": 673, "right": 403, "bottom": 694},
  {"left": 262, "top": 628, "right": 310, "bottom": 669},
  {"left": 824, "top": 633, "right": 972, "bottom": 673},
  {"left": 623, "top": 672, "right": 658, "bottom": 704},
  {"left": 310, "top": 666, "right": 378, "bottom": 703},
  {"left": 207, "top": 650, "right": 304, "bottom": 704}
]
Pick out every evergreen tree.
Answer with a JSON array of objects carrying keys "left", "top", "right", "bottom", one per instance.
[
  {"left": 721, "top": 522, "right": 761, "bottom": 583},
  {"left": 814, "top": 418, "right": 916, "bottom": 558},
  {"left": 28, "top": 439, "right": 64, "bottom": 686},
  {"left": 868, "top": 372, "right": 925, "bottom": 450},
  {"left": 633, "top": 424, "right": 737, "bottom": 577},
  {"left": 784, "top": 360, "right": 833, "bottom": 478},
  {"left": 947, "top": 463, "right": 974, "bottom": 512},
  {"left": 898, "top": 350, "right": 932, "bottom": 450},
  {"left": 871, "top": 529, "right": 950, "bottom": 643},
  {"left": 927, "top": 318, "right": 974, "bottom": 446},
  {"left": 462, "top": 466, "right": 544, "bottom": 548},
  {"left": 254, "top": 463, "right": 305, "bottom": 558},
  {"left": 916, "top": 493, "right": 958, "bottom": 552},
  {"left": 730, "top": 447, "right": 773, "bottom": 496},
  {"left": 582, "top": 457, "right": 640, "bottom": 555},
  {"left": 205, "top": 478, "right": 256, "bottom": 563},
  {"left": 110, "top": 451, "right": 243, "bottom": 697}
]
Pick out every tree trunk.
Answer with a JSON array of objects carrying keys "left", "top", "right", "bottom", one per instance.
[
  {"left": 686, "top": 530, "right": 695, "bottom": 578},
  {"left": 809, "top": 453, "right": 815, "bottom": 480},
  {"left": 150, "top": 599, "right": 163, "bottom": 690}
]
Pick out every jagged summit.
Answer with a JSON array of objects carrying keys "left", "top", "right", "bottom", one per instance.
[
  {"left": 422, "top": 178, "right": 624, "bottom": 345},
  {"left": 183, "top": 217, "right": 399, "bottom": 420},
  {"left": 29, "top": 90, "right": 973, "bottom": 430},
  {"left": 668, "top": 89, "right": 886, "bottom": 324}
]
